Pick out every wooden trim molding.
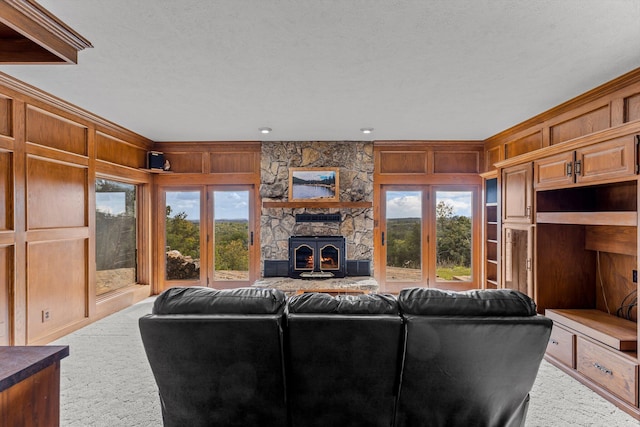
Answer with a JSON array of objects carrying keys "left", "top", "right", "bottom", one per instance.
[
  {"left": 485, "top": 67, "right": 640, "bottom": 146},
  {"left": 0, "top": 0, "right": 92, "bottom": 64},
  {"left": 0, "top": 72, "right": 153, "bottom": 149}
]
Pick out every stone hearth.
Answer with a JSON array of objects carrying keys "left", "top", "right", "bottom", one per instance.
[{"left": 253, "top": 277, "right": 379, "bottom": 296}]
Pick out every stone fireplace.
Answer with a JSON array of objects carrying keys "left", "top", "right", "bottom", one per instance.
[{"left": 260, "top": 141, "right": 374, "bottom": 278}]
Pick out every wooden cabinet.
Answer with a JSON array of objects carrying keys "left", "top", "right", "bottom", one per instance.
[
  {"left": 535, "top": 135, "right": 638, "bottom": 190},
  {"left": 577, "top": 336, "right": 638, "bottom": 407},
  {"left": 548, "top": 308, "right": 639, "bottom": 408},
  {"left": 502, "top": 224, "right": 533, "bottom": 297},
  {"left": 502, "top": 163, "right": 533, "bottom": 223},
  {"left": 496, "top": 133, "right": 640, "bottom": 418},
  {"left": 535, "top": 151, "right": 574, "bottom": 189},
  {"left": 546, "top": 323, "right": 576, "bottom": 368},
  {"left": 0, "top": 346, "right": 69, "bottom": 427}
]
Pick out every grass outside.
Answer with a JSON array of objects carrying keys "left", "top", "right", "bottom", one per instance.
[{"left": 436, "top": 265, "right": 471, "bottom": 280}]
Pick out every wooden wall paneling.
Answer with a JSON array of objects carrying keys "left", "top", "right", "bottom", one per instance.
[
  {"left": 592, "top": 251, "right": 638, "bottom": 322},
  {"left": 26, "top": 239, "right": 87, "bottom": 344},
  {"left": 378, "top": 151, "right": 428, "bottom": 174},
  {"left": 505, "top": 131, "right": 543, "bottom": 159},
  {"left": 209, "top": 151, "right": 256, "bottom": 174},
  {"left": 535, "top": 223, "right": 596, "bottom": 312},
  {"left": 0, "top": 245, "right": 11, "bottom": 345},
  {"left": 95, "top": 131, "right": 146, "bottom": 169},
  {"left": 610, "top": 98, "right": 625, "bottom": 128},
  {"left": 0, "top": 151, "right": 11, "bottom": 230},
  {"left": 432, "top": 150, "right": 479, "bottom": 174},
  {"left": 162, "top": 152, "right": 203, "bottom": 173},
  {"left": 0, "top": 95, "right": 11, "bottom": 137},
  {"left": 585, "top": 225, "right": 637, "bottom": 257},
  {"left": 624, "top": 92, "right": 640, "bottom": 123},
  {"left": 26, "top": 157, "right": 86, "bottom": 229},
  {"left": 25, "top": 106, "right": 87, "bottom": 156},
  {"left": 484, "top": 144, "right": 501, "bottom": 171},
  {"left": 12, "top": 99, "right": 26, "bottom": 345},
  {"left": 549, "top": 105, "right": 611, "bottom": 145}
]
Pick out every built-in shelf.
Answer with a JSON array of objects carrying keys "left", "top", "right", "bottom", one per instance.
[
  {"left": 536, "top": 211, "right": 637, "bottom": 226},
  {"left": 483, "top": 176, "right": 499, "bottom": 290},
  {"left": 140, "top": 168, "right": 173, "bottom": 174},
  {"left": 263, "top": 201, "right": 372, "bottom": 209}
]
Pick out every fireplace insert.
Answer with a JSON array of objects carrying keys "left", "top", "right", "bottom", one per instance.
[{"left": 288, "top": 236, "right": 346, "bottom": 279}]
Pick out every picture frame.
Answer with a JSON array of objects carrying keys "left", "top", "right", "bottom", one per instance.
[{"left": 288, "top": 167, "right": 340, "bottom": 202}]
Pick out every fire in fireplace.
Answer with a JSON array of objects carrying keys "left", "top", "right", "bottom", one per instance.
[{"left": 288, "top": 236, "right": 346, "bottom": 278}]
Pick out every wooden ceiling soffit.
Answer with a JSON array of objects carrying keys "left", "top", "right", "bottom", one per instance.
[{"left": 0, "top": 0, "right": 92, "bottom": 64}]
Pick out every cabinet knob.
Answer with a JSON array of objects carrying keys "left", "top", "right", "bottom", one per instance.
[{"left": 550, "top": 339, "right": 559, "bottom": 345}]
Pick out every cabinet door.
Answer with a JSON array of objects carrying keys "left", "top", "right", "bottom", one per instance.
[
  {"left": 502, "top": 163, "right": 533, "bottom": 223},
  {"left": 502, "top": 225, "right": 534, "bottom": 298},
  {"left": 575, "top": 136, "right": 637, "bottom": 184},
  {"left": 534, "top": 151, "right": 575, "bottom": 190}
]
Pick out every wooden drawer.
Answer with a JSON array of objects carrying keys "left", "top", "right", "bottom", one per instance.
[
  {"left": 576, "top": 336, "right": 638, "bottom": 406},
  {"left": 546, "top": 324, "right": 575, "bottom": 368}
]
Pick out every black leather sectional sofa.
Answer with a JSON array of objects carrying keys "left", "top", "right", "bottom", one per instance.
[{"left": 139, "top": 286, "right": 552, "bottom": 427}]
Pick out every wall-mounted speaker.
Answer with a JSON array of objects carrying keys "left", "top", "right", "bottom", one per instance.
[{"left": 147, "top": 151, "right": 164, "bottom": 170}]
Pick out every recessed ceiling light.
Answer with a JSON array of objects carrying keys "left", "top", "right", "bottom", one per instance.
[
  {"left": 259, "top": 127, "right": 272, "bottom": 134},
  {"left": 360, "top": 128, "right": 374, "bottom": 134}
]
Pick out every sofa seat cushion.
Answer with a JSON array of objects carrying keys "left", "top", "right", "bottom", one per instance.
[
  {"left": 152, "top": 286, "right": 286, "bottom": 315},
  {"left": 398, "top": 288, "right": 537, "bottom": 316},
  {"left": 287, "top": 292, "right": 398, "bottom": 314}
]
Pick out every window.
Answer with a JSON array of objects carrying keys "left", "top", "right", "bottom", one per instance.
[{"left": 95, "top": 179, "right": 137, "bottom": 295}]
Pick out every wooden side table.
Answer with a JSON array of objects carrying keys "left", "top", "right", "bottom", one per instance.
[{"left": 0, "top": 346, "right": 69, "bottom": 427}]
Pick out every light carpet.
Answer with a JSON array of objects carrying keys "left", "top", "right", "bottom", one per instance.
[{"left": 52, "top": 297, "right": 638, "bottom": 426}]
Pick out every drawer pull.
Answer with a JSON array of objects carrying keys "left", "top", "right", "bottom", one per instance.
[
  {"left": 550, "top": 339, "right": 559, "bottom": 345},
  {"left": 593, "top": 362, "right": 613, "bottom": 376}
]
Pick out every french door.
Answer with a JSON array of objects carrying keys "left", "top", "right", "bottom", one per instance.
[
  {"left": 161, "top": 185, "right": 257, "bottom": 291},
  {"left": 207, "top": 186, "right": 257, "bottom": 288},
  {"left": 379, "top": 185, "right": 477, "bottom": 293}
]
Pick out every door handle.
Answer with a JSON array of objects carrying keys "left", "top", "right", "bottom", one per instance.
[
  {"left": 381, "top": 232, "right": 385, "bottom": 246},
  {"left": 250, "top": 231, "right": 254, "bottom": 246}
]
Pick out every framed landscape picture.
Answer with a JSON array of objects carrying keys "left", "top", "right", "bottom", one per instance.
[{"left": 289, "top": 167, "right": 339, "bottom": 202}]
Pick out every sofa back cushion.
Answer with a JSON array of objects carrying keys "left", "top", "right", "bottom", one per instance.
[
  {"left": 285, "top": 292, "right": 403, "bottom": 427},
  {"left": 287, "top": 291, "right": 398, "bottom": 314},
  {"left": 395, "top": 288, "right": 552, "bottom": 427},
  {"left": 152, "top": 286, "right": 286, "bottom": 314},
  {"left": 398, "top": 287, "right": 537, "bottom": 316},
  {"left": 140, "top": 287, "right": 287, "bottom": 427}
]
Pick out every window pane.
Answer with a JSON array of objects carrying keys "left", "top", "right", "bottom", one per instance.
[
  {"left": 165, "top": 191, "right": 200, "bottom": 280},
  {"left": 435, "top": 191, "right": 472, "bottom": 282},
  {"left": 95, "top": 179, "right": 136, "bottom": 295},
  {"left": 385, "top": 190, "right": 422, "bottom": 282},
  {"left": 213, "top": 190, "right": 249, "bottom": 281}
]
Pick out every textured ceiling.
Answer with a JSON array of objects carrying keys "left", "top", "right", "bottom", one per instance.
[{"left": 2, "top": 0, "right": 640, "bottom": 142}]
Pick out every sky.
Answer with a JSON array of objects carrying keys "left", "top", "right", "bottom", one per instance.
[
  {"left": 165, "top": 190, "right": 249, "bottom": 221},
  {"left": 386, "top": 190, "right": 472, "bottom": 219},
  {"left": 98, "top": 189, "right": 472, "bottom": 220}
]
